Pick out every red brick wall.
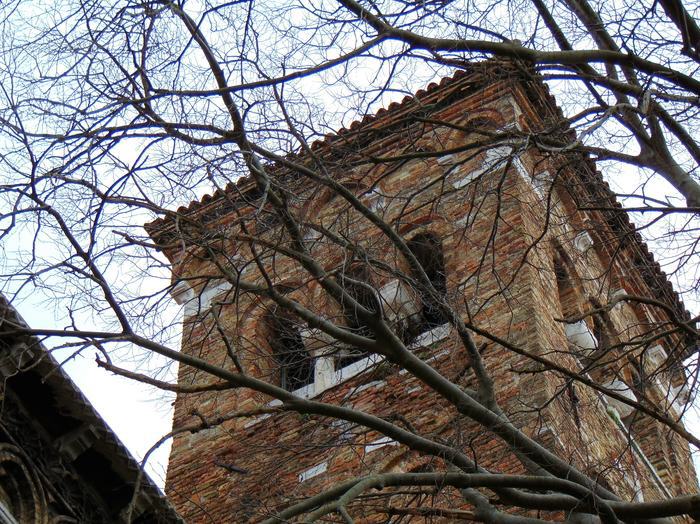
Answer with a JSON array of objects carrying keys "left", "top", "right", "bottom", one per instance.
[{"left": 160, "top": 70, "right": 697, "bottom": 522}]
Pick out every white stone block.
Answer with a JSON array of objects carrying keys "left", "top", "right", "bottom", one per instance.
[
  {"left": 643, "top": 345, "right": 668, "bottom": 375},
  {"left": 478, "top": 146, "right": 510, "bottom": 177},
  {"left": 379, "top": 279, "right": 421, "bottom": 324},
  {"left": 364, "top": 436, "right": 398, "bottom": 454},
  {"left": 409, "top": 323, "right": 451, "bottom": 349},
  {"left": 290, "top": 381, "right": 316, "bottom": 399},
  {"left": 610, "top": 288, "right": 628, "bottom": 310},
  {"left": 199, "top": 280, "right": 233, "bottom": 309},
  {"left": 573, "top": 231, "right": 594, "bottom": 252},
  {"left": 243, "top": 413, "right": 272, "bottom": 428},
  {"left": 437, "top": 154, "right": 456, "bottom": 166},
  {"left": 512, "top": 158, "right": 529, "bottom": 180},
  {"left": 178, "top": 279, "right": 234, "bottom": 317},
  {"left": 451, "top": 169, "right": 480, "bottom": 189},
  {"left": 335, "top": 354, "right": 381, "bottom": 383},
  {"left": 531, "top": 170, "right": 551, "bottom": 196},
  {"left": 298, "top": 461, "right": 328, "bottom": 482},
  {"left": 314, "top": 356, "right": 335, "bottom": 390},
  {"left": 469, "top": 145, "right": 529, "bottom": 182},
  {"left": 565, "top": 320, "right": 598, "bottom": 352},
  {"left": 603, "top": 379, "right": 638, "bottom": 419},
  {"left": 502, "top": 95, "right": 524, "bottom": 127},
  {"left": 670, "top": 383, "right": 691, "bottom": 410},
  {"left": 171, "top": 280, "right": 194, "bottom": 305}
]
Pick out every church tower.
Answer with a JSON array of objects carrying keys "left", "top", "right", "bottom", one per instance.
[{"left": 147, "top": 60, "right": 697, "bottom": 522}]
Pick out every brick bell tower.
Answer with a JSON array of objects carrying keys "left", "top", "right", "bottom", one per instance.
[{"left": 147, "top": 60, "right": 697, "bottom": 522}]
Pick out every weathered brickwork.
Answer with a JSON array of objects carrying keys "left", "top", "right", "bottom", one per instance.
[{"left": 149, "top": 62, "right": 697, "bottom": 522}]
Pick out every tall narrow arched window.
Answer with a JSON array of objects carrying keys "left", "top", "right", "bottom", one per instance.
[
  {"left": 592, "top": 312, "right": 612, "bottom": 353},
  {"left": 554, "top": 250, "right": 599, "bottom": 359},
  {"left": 267, "top": 313, "right": 314, "bottom": 392},
  {"left": 553, "top": 251, "right": 581, "bottom": 320},
  {"left": 407, "top": 233, "right": 448, "bottom": 334},
  {"left": 336, "top": 264, "right": 377, "bottom": 368}
]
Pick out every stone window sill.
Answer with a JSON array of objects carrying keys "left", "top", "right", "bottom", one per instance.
[{"left": 246, "top": 323, "right": 452, "bottom": 428}]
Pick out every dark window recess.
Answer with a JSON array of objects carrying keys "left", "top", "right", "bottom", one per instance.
[
  {"left": 554, "top": 256, "right": 575, "bottom": 318},
  {"left": 257, "top": 210, "right": 282, "bottom": 232},
  {"left": 7, "top": 371, "right": 82, "bottom": 437},
  {"left": 337, "top": 265, "right": 377, "bottom": 368},
  {"left": 269, "top": 315, "right": 314, "bottom": 391},
  {"left": 335, "top": 347, "right": 369, "bottom": 370},
  {"left": 407, "top": 233, "right": 448, "bottom": 336},
  {"left": 553, "top": 250, "right": 583, "bottom": 320},
  {"left": 72, "top": 448, "right": 133, "bottom": 516},
  {"left": 630, "top": 360, "right": 647, "bottom": 395},
  {"left": 592, "top": 314, "right": 610, "bottom": 352},
  {"left": 464, "top": 117, "right": 499, "bottom": 134}
]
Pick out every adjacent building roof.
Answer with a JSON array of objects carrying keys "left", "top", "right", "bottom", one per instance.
[{"left": 0, "top": 295, "right": 183, "bottom": 523}]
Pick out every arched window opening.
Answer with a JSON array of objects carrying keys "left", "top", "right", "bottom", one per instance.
[
  {"left": 554, "top": 255, "right": 579, "bottom": 320},
  {"left": 462, "top": 116, "right": 499, "bottom": 137},
  {"left": 407, "top": 233, "right": 448, "bottom": 336},
  {"left": 629, "top": 360, "right": 646, "bottom": 396},
  {"left": 267, "top": 313, "right": 314, "bottom": 392},
  {"left": 340, "top": 266, "right": 379, "bottom": 336},
  {"left": 592, "top": 313, "right": 612, "bottom": 353},
  {"left": 336, "top": 264, "right": 378, "bottom": 368},
  {"left": 553, "top": 250, "right": 599, "bottom": 362},
  {"left": 578, "top": 311, "right": 618, "bottom": 373}
]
